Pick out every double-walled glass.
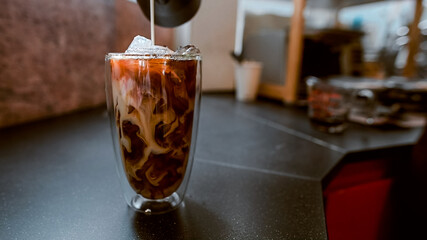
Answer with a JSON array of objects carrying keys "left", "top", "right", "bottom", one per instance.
[{"left": 105, "top": 52, "right": 201, "bottom": 214}]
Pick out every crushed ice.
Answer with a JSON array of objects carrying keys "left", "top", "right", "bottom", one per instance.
[
  {"left": 125, "top": 36, "right": 173, "bottom": 55},
  {"left": 125, "top": 36, "right": 200, "bottom": 56},
  {"left": 175, "top": 45, "right": 200, "bottom": 55}
]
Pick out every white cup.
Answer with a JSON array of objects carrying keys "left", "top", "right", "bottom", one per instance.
[{"left": 234, "top": 61, "right": 263, "bottom": 102}]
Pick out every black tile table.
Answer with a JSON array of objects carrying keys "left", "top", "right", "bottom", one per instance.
[{"left": 0, "top": 93, "right": 422, "bottom": 240}]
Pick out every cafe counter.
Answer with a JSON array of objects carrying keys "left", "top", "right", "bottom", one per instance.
[{"left": 0, "top": 93, "right": 422, "bottom": 239}]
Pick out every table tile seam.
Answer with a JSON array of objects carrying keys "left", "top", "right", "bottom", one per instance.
[
  {"left": 236, "top": 112, "right": 347, "bottom": 154},
  {"left": 196, "top": 157, "right": 319, "bottom": 181}
]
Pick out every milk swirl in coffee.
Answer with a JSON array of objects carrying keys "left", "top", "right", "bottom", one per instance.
[{"left": 109, "top": 37, "right": 200, "bottom": 199}]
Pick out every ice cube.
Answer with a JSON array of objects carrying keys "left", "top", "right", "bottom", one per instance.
[
  {"left": 125, "top": 35, "right": 173, "bottom": 55},
  {"left": 125, "top": 36, "right": 152, "bottom": 53},
  {"left": 175, "top": 45, "right": 200, "bottom": 55}
]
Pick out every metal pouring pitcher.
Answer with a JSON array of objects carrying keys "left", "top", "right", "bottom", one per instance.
[{"left": 137, "top": 0, "right": 201, "bottom": 27}]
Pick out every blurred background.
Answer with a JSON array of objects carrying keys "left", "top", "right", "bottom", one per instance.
[
  {"left": 1, "top": 0, "right": 426, "bottom": 128},
  {"left": 1, "top": 1, "right": 427, "bottom": 239},
  {"left": 0, "top": 0, "right": 174, "bottom": 128}
]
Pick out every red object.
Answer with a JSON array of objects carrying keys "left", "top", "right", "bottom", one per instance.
[{"left": 324, "top": 159, "right": 393, "bottom": 240}]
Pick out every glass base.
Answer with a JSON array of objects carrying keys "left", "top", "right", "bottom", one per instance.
[
  {"left": 129, "top": 192, "right": 183, "bottom": 215},
  {"left": 310, "top": 118, "right": 347, "bottom": 134}
]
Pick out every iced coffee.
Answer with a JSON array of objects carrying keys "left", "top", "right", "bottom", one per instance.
[{"left": 106, "top": 36, "right": 201, "bottom": 204}]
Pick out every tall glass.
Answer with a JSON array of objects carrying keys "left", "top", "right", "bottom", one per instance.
[{"left": 105, "top": 52, "right": 201, "bottom": 214}]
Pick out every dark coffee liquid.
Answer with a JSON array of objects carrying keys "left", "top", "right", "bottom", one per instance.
[{"left": 111, "top": 57, "right": 197, "bottom": 199}]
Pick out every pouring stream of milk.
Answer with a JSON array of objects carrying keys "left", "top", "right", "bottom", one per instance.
[{"left": 150, "top": 0, "right": 155, "bottom": 46}]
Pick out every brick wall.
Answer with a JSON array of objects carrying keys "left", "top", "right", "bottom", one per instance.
[{"left": 0, "top": 0, "right": 173, "bottom": 128}]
